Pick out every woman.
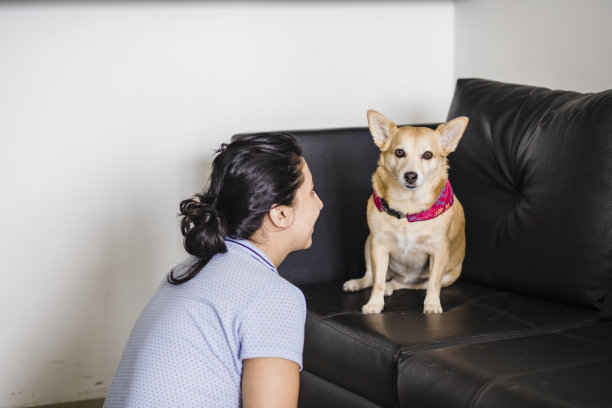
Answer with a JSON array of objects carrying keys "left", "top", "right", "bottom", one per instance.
[{"left": 105, "top": 133, "right": 323, "bottom": 407}]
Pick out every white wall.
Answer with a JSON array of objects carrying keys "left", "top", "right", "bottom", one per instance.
[
  {"left": 0, "top": 2, "right": 455, "bottom": 406},
  {"left": 455, "top": 0, "right": 612, "bottom": 93}
]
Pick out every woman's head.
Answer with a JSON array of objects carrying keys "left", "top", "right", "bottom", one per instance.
[{"left": 169, "top": 133, "right": 310, "bottom": 284}]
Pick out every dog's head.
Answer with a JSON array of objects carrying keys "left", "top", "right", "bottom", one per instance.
[{"left": 367, "top": 110, "right": 468, "bottom": 191}]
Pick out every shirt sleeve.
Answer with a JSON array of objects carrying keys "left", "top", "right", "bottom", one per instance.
[{"left": 238, "top": 281, "right": 307, "bottom": 370}]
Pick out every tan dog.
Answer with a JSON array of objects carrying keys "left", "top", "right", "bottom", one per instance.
[{"left": 343, "top": 110, "right": 468, "bottom": 314}]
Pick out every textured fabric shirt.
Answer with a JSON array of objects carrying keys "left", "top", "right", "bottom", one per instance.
[{"left": 104, "top": 239, "right": 307, "bottom": 407}]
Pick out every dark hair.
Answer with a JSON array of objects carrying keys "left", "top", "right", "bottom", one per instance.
[{"left": 168, "top": 133, "right": 304, "bottom": 284}]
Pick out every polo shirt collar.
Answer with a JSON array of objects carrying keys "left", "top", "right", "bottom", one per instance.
[{"left": 225, "top": 238, "right": 277, "bottom": 273}]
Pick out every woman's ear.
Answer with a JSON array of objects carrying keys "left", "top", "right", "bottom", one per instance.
[{"left": 268, "top": 205, "right": 295, "bottom": 230}]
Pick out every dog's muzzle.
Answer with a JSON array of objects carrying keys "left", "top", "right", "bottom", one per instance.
[{"left": 403, "top": 172, "right": 419, "bottom": 189}]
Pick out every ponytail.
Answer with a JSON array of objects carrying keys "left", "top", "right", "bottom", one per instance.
[{"left": 167, "top": 196, "right": 228, "bottom": 284}]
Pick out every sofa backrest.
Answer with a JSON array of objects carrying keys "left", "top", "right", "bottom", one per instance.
[
  {"left": 447, "top": 78, "right": 612, "bottom": 310},
  {"left": 276, "top": 127, "right": 379, "bottom": 285}
]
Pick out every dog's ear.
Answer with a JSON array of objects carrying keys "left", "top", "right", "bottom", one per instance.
[
  {"left": 436, "top": 116, "right": 469, "bottom": 153},
  {"left": 367, "top": 110, "right": 397, "bottom": 149}
]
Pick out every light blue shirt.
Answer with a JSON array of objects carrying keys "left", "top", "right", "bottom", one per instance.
[{"left": 104, "top": 239, "right": 307, "bottom": 407}]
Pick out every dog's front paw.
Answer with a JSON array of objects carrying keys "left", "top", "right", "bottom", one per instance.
[
  {"left": 343, "top": 279, "right": 362, "bottom": 292},
  {"left": 423, "top": 302, "right": 443, "bottom": 314},
  {"left": 362, "top": 302, "right": 384, "bottom": 314}
]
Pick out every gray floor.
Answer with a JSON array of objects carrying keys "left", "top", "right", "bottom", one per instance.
[{"left": 33, "top": 399, "right": 104, "bottom": 408}]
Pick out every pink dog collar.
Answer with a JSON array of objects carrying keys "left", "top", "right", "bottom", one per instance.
[{"left": 373, "top": 179, "right": 454, "bottom": 222}]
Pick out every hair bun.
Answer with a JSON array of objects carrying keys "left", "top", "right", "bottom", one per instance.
[
  {"left": 179, "top": 197, "right": 227, "bottom": 259},
  {"left": 180, "top": 198, "right": 223, "bottom": 232}
]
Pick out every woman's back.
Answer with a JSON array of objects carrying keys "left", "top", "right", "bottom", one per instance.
[{"left": 104, "top": 239, "right": 306, "bottom": 407}]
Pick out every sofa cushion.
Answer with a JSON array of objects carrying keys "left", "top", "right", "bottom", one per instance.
[
  {"left": 300, "top": 280, "right": 600, "bottom": 407},
  {"left": 397, "top": 322, "right": 612, "bottom": 408},
  {"left": 447, "top": 78, "right": 612, "bottom": 310}
]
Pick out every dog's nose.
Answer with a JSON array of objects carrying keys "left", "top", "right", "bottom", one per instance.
[{"left": 404, "top": 172, "right": 418, "bottom": 184}]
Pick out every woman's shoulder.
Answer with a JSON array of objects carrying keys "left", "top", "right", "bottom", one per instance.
[
  {"left": 244, "top": 273, "right": 306, "bottom": 317},
  {"left": 169, "top": 249, "right": 301, "bottom": 303},
  {"left": 228, "top": 254, "right": 304, "bottom": 309},
  {"left": 171, "top": 248, "right": 271, "bottom": 286}
]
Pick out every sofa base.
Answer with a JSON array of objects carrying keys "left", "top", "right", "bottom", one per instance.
[{"left": 299, "top": 370, "right": 385, "bottom": 408}]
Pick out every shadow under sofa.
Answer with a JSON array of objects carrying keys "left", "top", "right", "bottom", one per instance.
[{"left": 236, "top": 78, "right": 612, "bottom": 408}]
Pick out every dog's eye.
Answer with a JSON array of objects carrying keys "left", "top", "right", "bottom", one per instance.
[
  {"left": 422, "top": 151, "right": 433, "bottom": 160},
  {"left": 395, "top": 149, "right": 406, "bottom": 158}
]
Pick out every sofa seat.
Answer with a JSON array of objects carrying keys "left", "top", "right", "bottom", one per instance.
[
  {"left": 398, "top": 321, "right": 612, "bottom": 408},
  {"left": 299, "top": 280, "right": 600, "bottom": 407}
]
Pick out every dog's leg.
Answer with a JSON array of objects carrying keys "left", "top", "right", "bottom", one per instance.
[
  {"left": 343, "top": 235, "right": 373, "bottom": 292},
  {"left": 362, "top": 238, "right": 388, "bottom": 314},
  {"left": 442, "top": 264, "right": 462, "bottom": 287},
  {"left": 385, "top": 280, "right": 411, "bottom": 296},
  {"left": 384, "top": 281, "right": 395, "bottom": 297},
  {"left": 423, "top": 246, "right": 450, "bottom": 314},
  {"left": 388, "top": 279, "right": 428, "bottom": 292}
]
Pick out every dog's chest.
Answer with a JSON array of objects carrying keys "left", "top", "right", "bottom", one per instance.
[{"left": 383, "top": 227, "right": 434, "bottom": 256}]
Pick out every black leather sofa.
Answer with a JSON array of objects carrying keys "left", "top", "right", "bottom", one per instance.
[{"left": 244, "top": 78, "right": 612, "bottom": 408}]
